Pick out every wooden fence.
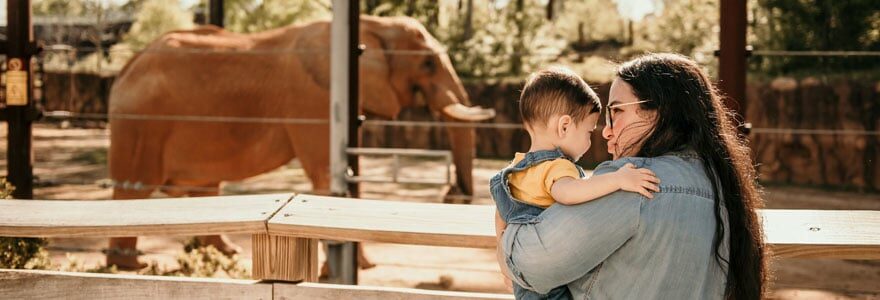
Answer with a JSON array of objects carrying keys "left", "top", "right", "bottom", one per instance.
[{"left": 1, "top": 193, "right": 879, "bottom": 299}]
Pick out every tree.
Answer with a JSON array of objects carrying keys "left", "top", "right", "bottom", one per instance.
[
  {"left": 750, "top": 0, "right": 880, "bottom": 74},
  {"left": 123, "top": 0, "right": 195, "bottom": 50},
  {"left": 223, "top": 0, "right": 331, "bottom": 33}
]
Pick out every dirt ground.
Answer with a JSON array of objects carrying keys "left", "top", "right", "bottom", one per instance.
[{"left": 3, "top": 124, "right": 880, "bottom": 299}]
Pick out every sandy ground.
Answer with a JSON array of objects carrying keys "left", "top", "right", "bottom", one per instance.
[{"left": 3, "top": 124, "right": 880, "bottom": 299}]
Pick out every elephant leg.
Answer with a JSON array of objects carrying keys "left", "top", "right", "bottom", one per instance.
[
  {"left": 286, "top": 125, "right": 375, "bottom": 273},
  {"left": 107, "top": 187, "right": 153, "bottom": 270},
  {"left": 287, "top": 125, "right": 332, "bottom": 195},
  {"left": 188, "top": 184, "right": 243, "bottom": 257}
]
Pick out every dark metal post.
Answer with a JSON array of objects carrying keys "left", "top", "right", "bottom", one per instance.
[
  {"left": 3, "top": 0, "right": 37, "bottom": 199},
  {"left": 347, "top": 0, "right": 361, "bottom": 208},
  {"left": 209, "top": 0, "right": 224, "bottom": 27},
  {"left": 345, "top": 0, "right": 361, "bottom": 285},
  {"left": 718, "top": 0, "right": 747, "bottom": 122}
]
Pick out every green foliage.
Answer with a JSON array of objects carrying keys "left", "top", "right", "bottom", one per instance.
[
  {"left": 554, "top": 0, "right": 626, "bottom": 46},
  {"left": 637, "top": 0, "right": 718, "bottom": 59},
  {"left": 363, "top": 0, "right": 440, "bottom": 35},
  {"left": 0, "top": 238, "right": 52, "bottom": 269},
  {"left": 0, "top": 178, "right": 14, "bottom": 199},
  {"left": 32, "top": 0, "right": 92, "bottom": 16},
  {"left": 123, "top": 0, "right": 195, "bottom": 50},
  {"left": 0, "top": 178, "right": 52, "bottom": 270},
  {"left": 366, "top": 0, "right": 565, "bottom": 78},
  {"left": 59, "top": 253, "right": 119, "bottom": 273},
  {"left": 750, "top": 0, "right": 880, "bottom": 74},
  {"left": 222, "top": 0, "right": 331, "bottom": 33}
]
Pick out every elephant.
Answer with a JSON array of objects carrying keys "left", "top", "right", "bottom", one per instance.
[{"left": 104, "top": 15, "right": 494, "bottom": 269}]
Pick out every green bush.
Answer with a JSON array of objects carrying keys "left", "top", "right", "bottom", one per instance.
[
  {"left": 0, "top": 178, "right": 52, "bottom": 270},
  {"left": 139, "top": 238, "right": 248, "bottom": 278}
]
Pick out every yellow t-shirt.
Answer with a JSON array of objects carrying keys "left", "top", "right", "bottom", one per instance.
[{"left": 507, "top": 152, "right": 581, "bottom": 208}]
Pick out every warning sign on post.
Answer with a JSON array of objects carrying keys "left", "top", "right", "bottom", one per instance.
[{"left": 5, "top": 58, "right": 28, "bottom": 106}]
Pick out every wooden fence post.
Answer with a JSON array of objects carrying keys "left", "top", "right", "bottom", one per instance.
[{"left": 251, "top": 233, "right": 318, "bottom": 282}]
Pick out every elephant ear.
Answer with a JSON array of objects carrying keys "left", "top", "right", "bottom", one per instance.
[
  {"left": 359, "top": 29, "right": 401, "bottom": 118},
  {"left": 296, "top": 21, "right": 401, "bottom": 119}
]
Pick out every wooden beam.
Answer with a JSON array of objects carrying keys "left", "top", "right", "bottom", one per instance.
[
  {"left": 267, "top": 195, "right": 880, "bottom": 259},
  {"left": 274, "top": 282, "right": 512, "bottom": 299},
  {"left": 0, "top": 194, "right": 877, "bottom": 260},
  {"left": 0, "top": 193, "right": 293, "bottom": 237},
  {"left": 763, "top": 209, "right": 880, "bottom": 259},
  {"left": 268, "top": 195, "right": 496, "bottom": 248},
  {"left": 0, "top": 269, "right": 272, "bottom": 299},
  {"left": 0, "top": 269, "right": 512, "bottom": 299},
  {"left": 252, "top": 233, "right": 318, "bottom": 282}
]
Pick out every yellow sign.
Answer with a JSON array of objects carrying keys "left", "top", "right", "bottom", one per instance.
[
  {"left": 5, "top": 70, "right": 28, "bottom": 106},
  {"left": 5, "top": 58, "right": 28, "bottom": 106}
]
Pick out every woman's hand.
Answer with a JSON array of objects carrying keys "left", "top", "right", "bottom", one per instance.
[{"left": 614, "top": 163, "right": 660, "bottom": 199}]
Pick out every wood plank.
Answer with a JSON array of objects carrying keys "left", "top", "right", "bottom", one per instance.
[
  {"left": 762, "top": 209, "right": 880, "bottom": 259},
  {"left": 267, "top": 195, "right": 496, "bottom": 248},
  {"left": 274, "top": 282, "right": 512, "bottom": 300},
  {"left": 252, "top": 233, "right": 318, "bottom": 282},
  {"left": 0, "top": 269, "right": 272, "bottom": 300},
  {"left": 267, "top": 195, "right": 880, "bottom": 259},
  {"left": 0, "top": 193, "right": 293, "bottom": 237}
]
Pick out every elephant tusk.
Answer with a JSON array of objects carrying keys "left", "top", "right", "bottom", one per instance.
[{"left": 442, "top": 103, "right": 496, "bottom": 122}]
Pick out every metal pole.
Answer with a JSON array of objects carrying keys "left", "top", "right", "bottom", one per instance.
[
  {"left": 328, "top": 0, "right": 357, "bottom": 285},
  {"left": 4, "top": 0, "right": 37, "bottom": 199},
  {"left": 718, "top": 0, "right": 747, "bottom": 123},
  {"left": 347, "top": 0, "right": 362, "bottom": 205},
  {"left": 345, "top": 0, "right": 362, "bottom": 285},
  {"left": 209, "top": 0, "right": 224, "bottom": 27}
]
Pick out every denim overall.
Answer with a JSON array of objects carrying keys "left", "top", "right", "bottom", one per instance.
[{"left": 490, "top": 148, "right": 584, "bottom": 300}]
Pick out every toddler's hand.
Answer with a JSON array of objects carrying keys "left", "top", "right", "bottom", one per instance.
[
  {"left": 504, "top": 277, "right": 514, "bottom": 292},
  {"left": 615, "top": 163, "right": 660, "bottom": 199}
]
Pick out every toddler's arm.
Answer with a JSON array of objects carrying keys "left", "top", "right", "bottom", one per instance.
[
  {"left": 494, "top": 210, "right": 514, "bottom": 291},
  {"left": 551, "top": 163, "right": 659, "bottom": 205}
]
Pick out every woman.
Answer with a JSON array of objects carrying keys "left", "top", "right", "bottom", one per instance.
[{"left": 499, "top": 53, "right": 768, "bottom": 299}]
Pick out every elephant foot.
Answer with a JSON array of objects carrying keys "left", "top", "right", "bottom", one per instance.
[
  {"left": 319, "top": 260, "right": 331, "bottom": 280},
  {"left": 358, "top": 247, "right": 375, "bottom": 270},
  {"left": 106, "top": 253, "right": 147, "bottom": 271},
  {"left": 317, "top": 253, "right": 374, "bottom": 280},
  {"left": 197, "top": 235, "right": 243, "bottom": 256}
]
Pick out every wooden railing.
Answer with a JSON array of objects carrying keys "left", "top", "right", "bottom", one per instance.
[{"left": 1, "top": 193, "right": 879, "bottom": 299}]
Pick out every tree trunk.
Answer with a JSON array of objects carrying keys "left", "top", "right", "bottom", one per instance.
[
  {"left": 509, "top": 0, "right": 525, "bottom": 75},
  {"left": 406, "top": 0, "right": 416, "bottom": 16},
  {"left": 463, "top": 0, "right": 474, "bottom": 41},
  {"left": 365, "top": 0, "right": 380, "bottom": 13},
  {"left": 577, "top": 22, "right": 585, "bottom": 45},
  {"left": 627, "top": 20, "right": 634, "bottom": 46}
]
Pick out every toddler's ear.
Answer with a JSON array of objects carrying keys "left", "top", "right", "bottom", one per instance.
[{"left": 557, "top": 115, "right": 573, "bottom": 136}]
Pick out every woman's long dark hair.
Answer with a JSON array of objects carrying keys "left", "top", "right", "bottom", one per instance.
[{"left": 617, "top": 53, "right": 767, "bottom": 299}]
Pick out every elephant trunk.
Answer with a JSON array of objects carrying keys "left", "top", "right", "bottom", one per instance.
[
  {"left": 427, "top": 54, "right": 492, "bottom": 202},
  {"left": 432, "top": 82, "right": 477, "bottom": 201}
]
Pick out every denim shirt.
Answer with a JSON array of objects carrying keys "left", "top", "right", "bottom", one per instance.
[
  {"left": 500, "top": 152, "right": 730, "bottom": 299},
  {"left": 490, "top": 148, "right": 586, "bottom": 224}
]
